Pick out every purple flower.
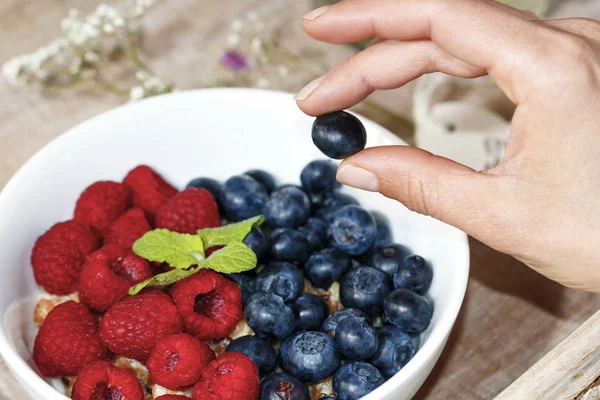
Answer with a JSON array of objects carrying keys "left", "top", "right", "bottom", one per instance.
[{"left": 220, "top": 51, "right": 249, "bottom": 71}]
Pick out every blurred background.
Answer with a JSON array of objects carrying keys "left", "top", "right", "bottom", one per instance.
[{"left": 1, "top": 0, "right": 600, "bottom": 399}]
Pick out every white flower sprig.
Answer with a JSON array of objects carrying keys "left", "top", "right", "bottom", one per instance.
[
  {"left": 1, "top": 0, "right": 171, "bottom": 101},
  {"left": 209, "top": 2, "right": 329, "bottom": 92}
]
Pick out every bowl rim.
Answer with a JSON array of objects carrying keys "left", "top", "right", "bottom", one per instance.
[{"left": 0, "top": 88, "right": 469, "bottom": 400}]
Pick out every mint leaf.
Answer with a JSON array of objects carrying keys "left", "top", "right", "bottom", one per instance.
[
  {"left": 198, "top": 215, "right": 264, "bottom": 248},
  {"left": 132, "top": 229, "right": 204, "bottom": 269},
  {"left": 128, "top": 266, "right": 201, "bottom": 295},
  {"left": 203, "top": 241, "right": 258, "bottom": 274}
]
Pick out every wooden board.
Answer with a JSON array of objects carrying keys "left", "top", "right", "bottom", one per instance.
[{"left": 1, "top": 1, "right": 600, "bottom": 399}]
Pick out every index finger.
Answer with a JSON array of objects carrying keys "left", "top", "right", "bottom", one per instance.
[{"left": 303, "top": 0, "right": 539, "bottom": 75}]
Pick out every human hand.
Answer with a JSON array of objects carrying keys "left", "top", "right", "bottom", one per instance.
[{"left": 295, "top": 0, "right": 600, "bottom": 291}]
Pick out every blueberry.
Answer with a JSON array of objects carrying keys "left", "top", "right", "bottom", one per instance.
[
  {"left": 371, "top": 211, "right": 393, "bottom": 246},
  {"left": 300, "top": 160, "right": 339, "bottom": 193},
  {"left": 315, "top": 192, "right": 359, "bottom": 223},
  {"left": 371, "top": 325, "right": 416, "bottom": 378},
  {"left": 340, "top": 266, "right": 391, "bottom": 316},
  {"left": 312, "top": 111, "right": 367, "bottom": 160},
  {"left": 245, "top": 169, "right": 277, "bottom": 194},
  {"left": 292, "top": 294, "right": 329, "bottom": 331},
  {"left": 321, "top": 308, "right": 370, "bottom": 336},
  {"left": 366, "top": 244, "right": 413, "bottom": 277},
  {"left": 226, "top": 335, "right": 277, "bottom": 375},
  {"left": 384, "top": 289, "right": 433, "bottom": 332},
  {"left": 280, "top": 331, "right": 341, "bottom": 382},
  {"left": 224, "top": 271, "right": 256, "bottom": 305},
  {"left": 328, "top": 206, "right": 376, "bottom": 256},
  {"left": 221, "top": 175, "right": 269, "bottom": 222},
  {"left": 270, "top": 228, "right": 311, "bottom": 265},
  {"left": 243, "top": 227, "right": 270, "bottom": 262},
  {"left": 256, "top": 261, "right": 305, "bottom": 303},
  {"left": 332, "top": 362, "right": 385, "bottom": 400},
  {"left": 335, "top": 316, "right": 378, "bottom": 360},
  {"left": 259, "top": 373, "right": 310, "bottom": 400},
  {"left": 394, "top": 255, "right": 433, "bottom": 294},
  {"left": 186, "top": 177, "right": 222, "bottom": 206},
  {"left": 245, "top": 292, "right": 295, "bottom": 340},
  {"left": 264, "top": 185, "right": 311, "bottom": 229},
  {"left": 304, "top": 248, "right": 351, "bottom": 289},
  {"left": 298, "top": 217, "right": 328, "bottom": 251}
]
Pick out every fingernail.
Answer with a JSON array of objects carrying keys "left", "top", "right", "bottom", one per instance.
[
  {"left": 337, "top": 164, "right": 379, "bottom": 192},
  {"left": 294, "top": 76, "right": 323, "bottom": 100},
  {"left": 303, "top": 6, "right": 330, "bottom": 20}
]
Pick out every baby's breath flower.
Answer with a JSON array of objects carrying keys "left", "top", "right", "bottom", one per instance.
[
  {"left": 256, "top": 77, "right": 270, "bottom": 88},
  {"left": 135, "top": 70, "right": 148, "bottom": 81},
  {"left": 129, "top": 85, "right": 145, "bottom": 101},
  {"left": 250, "top": 38, "right": 263, "bottom": 55},
  {"left": 230, "top": 19, "right": 244, "bottom": 33},
  {"left": 2, "top": 0, "right": 167, "bottom": 100},
  {"left": 84, "top": 51, "right": 99, "bottom": 63}
]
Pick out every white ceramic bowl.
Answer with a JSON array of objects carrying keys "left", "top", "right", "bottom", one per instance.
[{"left": 0, "top": 89, "right": 469, "bottom": 400}]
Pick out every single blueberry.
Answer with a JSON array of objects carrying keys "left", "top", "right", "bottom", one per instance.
[
  {"left": 335, "top": 317, "right": 379, "bottom": 360},
  {"left": 340, "top": 266, "right": 391, "bottom": 316},
  {"left": 312, "top": 111, "right": 367, "bottom": 160},
  {"left": 298, "top": 217, "right": 328, "bottom": 251},
  {"left": 328, "top": 206, "right": 377, "bottom": 256},
  {"left": 371, "top": 211, "right": 393, "bottom": 246},
  {"left": 366, "top": 243, "right": 413, "bottom": 277},
  {"left": 384, "top": 289, "right": 433, "bottom": 332},
  {"left": 243, "top": 227, "right": 270, "bottom": 262},
  {"left": 280, "top": 331, "right": 341, "bottom": 382},
  {"left": 226, "top": 335, "right": 277, "bottom": 375},
  {"left": 300, "top": 160, "right": 339, "bottom": 193},
  {"left": 315, "top": 192, "right": 359, "bottom": 223},
  {"left": 224, "top": 271, "right": 256, "bottom": 306},
  {"left": 321, "top": 308, "right": 370, "bottom": 336},
  {"left": 270, "top": 228, "right": 311, "bottom": 266},
  {"left": 256, "top": 261, "right": 305, "bottom": 303},
  {"left": 220, "top": 175, "right": 269, "bottom": 222},
  {"left": 245, "top": 169, "right": 277, "bottom": 194},
  {"left": 394, "top": 255, "right": 433, "bottom": 294},
  {"left": 186, "top": 177, "right": 222, "bottom": 209},
  {"left": 333, "top": 361, "right": 385, "bottom": 400},
  {"left": 335, "top": 316, "right": 378, "bottom": 361},
  {"left": 371, "top": 325, "right": 416, "bottom": 378},
  {"left": 244, "top": 292, "right": 295, "bottom": 340},
  {"left": 292, "top": 293, "right": 329, "bottom": 331},
  {"left": 304, "top": 248, "right": 351, "bottom": 289},
  {"left": 259, "top": 373, "right": 310, "bottom": 400},
  {"left": 264, "top": 185, "right": 311, "bottom": 229}
]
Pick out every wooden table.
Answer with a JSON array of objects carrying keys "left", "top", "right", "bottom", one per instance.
[{"left": 1, "top": 1, "right": 600, "bottom": 399}]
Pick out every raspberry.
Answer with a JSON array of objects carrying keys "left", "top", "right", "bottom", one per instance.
[
  {"left": 100, "top": 291, "right": 183, "bottom": 361},
  {"left": 155, "top": 188, "right": 220, "bottom": 234},
  {"left": 74, "top": 181, "right": 132, "bottom": 236},
  {"left": 79, "top": 245, "right": 152, "bottom": 312},
  {"left": 156, "top": 396, "right": 191, "bottom": 400},
  {"left": 123, "top": 165, "right": 178, "bottom": 221},
  {"left": 103, "top": 207, "right": 151, "bottom": 249},
  {"left": 31, "top": 220, "right": 100, "bottom": 295},
  {"left": 192, "top": 353, "right": 259, "bottom": 400},
  {"left": 147, "top": 333, "right": 215, "bottom": 390},
  {"left": 171, "top": 270, "right": 243, "bottom": 340},
  {"left": 33, "top": 301, "right": 108, "bottom": 377},
  {"left": 72, "top": 361, "right": 144, "bottom": 400}
]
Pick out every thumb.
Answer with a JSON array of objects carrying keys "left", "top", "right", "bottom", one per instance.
[{"left": 336, "top": 146, "right": 510, "bottom": 244}]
